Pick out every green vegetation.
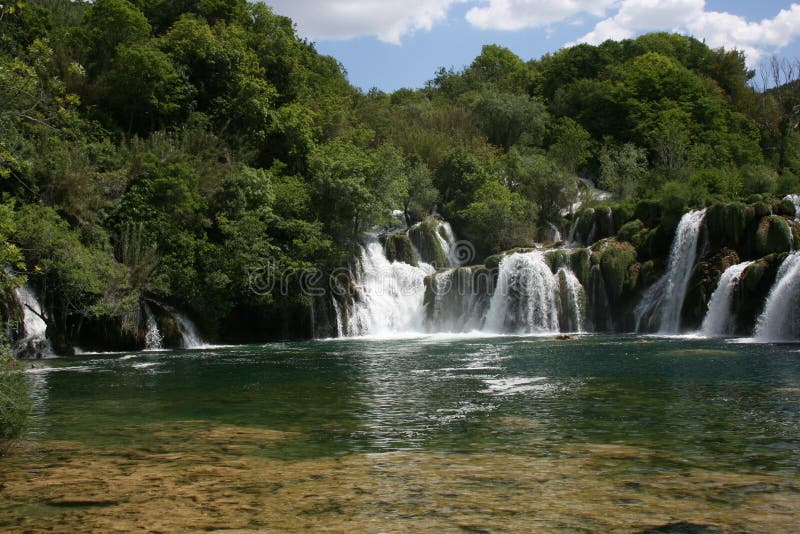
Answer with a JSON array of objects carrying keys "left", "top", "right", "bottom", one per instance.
[
  {"left": 0, "top": 1, "right": 798, "bottom": 349},
  {"left": 0, "top": 350, "right": 31, "bottom": 455}
]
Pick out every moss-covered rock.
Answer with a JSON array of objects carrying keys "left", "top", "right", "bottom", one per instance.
[
  {"left": 681, "top": 248, "right": 740, "bottom": 331},
  {"left": 734, "top": 253, "right": 786, "bottom": 334},
  {"left": 383, "top": 233, "right": 419, "bottom": 267},
  {"left": 633, "top": 199, "right": 661, "bottom": 227},
  {"left": 596, "top": 240, "right": 639, "bottom": 302},
  {"left": 705, "top": 202, "right": 748, "bottom": 250},
  {"left": 755, "top": 216, "right": 793, "bottom": 257},
  {"left": 595, "top": 206, "right": 614, "bottom": 238},
  {"left": 774, "top": 197, "right": 797, "bottom": 217},
  {"left": 408, "top": 218, "right": 447, "bottom": 268},
  {"left": 753, "top": 202, "right": 772, "bottom": 219}
]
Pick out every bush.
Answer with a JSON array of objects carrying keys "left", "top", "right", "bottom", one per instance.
[{"left": 0, "top": 351, "right": 31, "bottom": 455}]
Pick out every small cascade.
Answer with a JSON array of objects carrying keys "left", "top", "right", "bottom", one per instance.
[
  {"left": 12, "top": 283, "right": 52, "bottom": 358},
  {"left": 635, "top": 209, "right": 707, "bottom": 334},
  {"left": 786, "top": 194, "right": 800, "bottom": 221},
  {"left": 427, "top": 267, "right": 489, "bottom": 332},
  {"left": 143, "top": 303, "right": 164, "bottom": 350},
  {"left": 700, "top": 261, "right": 753, "bottom": 337},
  {"left": 557, "top": 267, "right": 585, "bottom": 332},
  {"left": 484, "top": 251, "right": 583, "bottom": 334},
  {"left": 547, "top": 222, "right": 562, "bottom": 243},
  {"left": 754, "top": 251, "right": 800, "bottom": 342},
  {"left": 164, "top": 305, "right": 207, "bottom": 348},
  {"left": 346, "top": 238, "right": 429, "bottom": 336},
  {"left": 331, "top": 296, "right": 344, "bottom": 337},
  {"left": 434, "top": 220, "right": 462, "bottom": 267}
]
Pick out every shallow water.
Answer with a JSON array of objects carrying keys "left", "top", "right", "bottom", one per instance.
[{"left": 2, "top": 335, "right": 799, "bottom": 531}]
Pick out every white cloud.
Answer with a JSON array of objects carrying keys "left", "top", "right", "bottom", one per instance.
[
  {"left": 465, "top": 0, "right": 616, "bottom": 31},
  {"left": 264, "top": 0, "right": 800, "bottom": 65},
  {"left": 264, "top": 0, "right": 460, "bottom": 44},
  {"left": 573, "top": 1, "right": 800, "bottom": 67}
]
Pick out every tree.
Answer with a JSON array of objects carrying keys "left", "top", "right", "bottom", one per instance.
[
  {"left": 401, "top": 160, "right": 439, "bottom": 226},
  {"left": 472, "top": 89, "right": 549, "bottom": 151},
  {"left": 108, "top": 44, "right": 194, "bottom": 133},
  {"left": 460, "top": 181, "right": 534, "bottom": 254},
  {"left": 548, "top": 117, "right": 592, "bottom": 173},
  {"left": 84, "top": 0, "right": 151, "bottom": 74},
  {"left": 600, "top": 143, "right": 648, "bottom": 198},
  {"left": 754, "top": 57, "right": 800, "bottom": 173}
]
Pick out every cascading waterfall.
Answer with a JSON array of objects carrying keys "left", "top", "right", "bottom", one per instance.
[
  {"left": 331, "top": 296, "right": 344, "bottom": 338},
  {"left": 557, "top": 267, "right": 585, "bottom": 333},
  {"left": 346, "top": 238, "right": 429, "bottom": 336},
  {"left": 754, "top": 251, "right": 800, "bottom": 342},
  {"left": 164, "top": 305, "right": 207, "bottom": 348},
  {"left": 143, "top": 303, "right": 164, "bottom": 350},
  {"left": 12, "top": 283, "right": 52, "bottom": 358},
  {"left": 786, "top": 194, "right": 800, "bottom": 221},
  {"left": 435, "top": 221, "right": 462, "bottom": 267},
  {"left": 427, "top": 268, "right": 488, "bottom": 333},
  {"left": 635, "top": 209, "right": 706, "bottom": 334},
  {"left": 547, "top": 222, "right": 562, "bottom": 243},
  {"left": 699, "top": 261, "right": 753, "bottom": 337},
  {"left": 484, "top": 251, "right": 582, "bottom": 334}
]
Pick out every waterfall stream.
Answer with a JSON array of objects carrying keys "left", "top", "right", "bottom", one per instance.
[
  {"left": 143, "top": 303, "right": 164, "bottom": 350},
  {"left": 484, "top": 251, "right": 582, "bottom": 334},
  {"left": 786, "top": 194, "right": 800, "bottom": 221},
  {"left": 635, "top": 209, "right": 706, "bottom": 334},
  {"left": 754, "top": 251, "right": 800, "bottom": 342},
  {"left": 346, "top": 239, "right": 430, "bottom": 336},
  {"left": 699, "top": 261, "right": 753, "bottom": 337},
  {"left": 164, "top": 305, "right": 207, "bottom": 348},
  {"left": 13, "top": 283, "right": 53, "bottom": 358}
]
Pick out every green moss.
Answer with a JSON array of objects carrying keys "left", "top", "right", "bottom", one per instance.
[
  {"left": 597, "top": 240, "right": 639, "bottom": 301},
  {"left": 384, "top": 233, "right": 419, "bottom": 267},
  {"left": 633, "top": 199, "right": 661, "bottom": 227},
  {"left": 408, "top": 218, "right": 447, "bottom": 268},
  {"left": 774, "top": 197, "right": 797, "bottom": 217},
  {"left": 734, "top": 253, "right": 785, "bottom": 334},
  {"left": 753, "top": 202, "right": 772, "bottom": 219},
  {"left": 755, "top": 215, "right": 793, "bottom": 257},
  {"left": 705, "top": 202, "right": 748, "bottom": 249}
]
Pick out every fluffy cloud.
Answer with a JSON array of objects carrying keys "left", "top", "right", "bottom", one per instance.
[
  {"left": 574, "top": 1, "right": 800, "bottom": 66},
  {"left": 465, "top": 0, "right": 616, "bottom": 31},
  {"left": 265, "top": 0, "right": 459, "bottom": 44},
  {"left": 265, "top": 0, "right": 800, "bottom": 65}
]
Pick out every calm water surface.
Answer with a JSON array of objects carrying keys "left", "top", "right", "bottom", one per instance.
[{"left": 3, "top": 334, "right": 800, "bottom": 531}]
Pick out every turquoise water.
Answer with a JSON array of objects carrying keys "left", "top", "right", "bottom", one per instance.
[
  {"left": 4, "top": 334, "right": 799, "bottom": 531},
  {"left": 24, "top": 335, "right": 800, "bottom": 471}
]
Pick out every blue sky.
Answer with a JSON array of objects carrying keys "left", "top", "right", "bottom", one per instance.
[{"left": 264, "top": 1, "right": 800, "bottom": 92}]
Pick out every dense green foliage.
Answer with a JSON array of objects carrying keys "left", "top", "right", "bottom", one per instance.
[
  {"left": 0, "top": 351, "right": 31, "bottom": 454},
  {"left": 0, "top": 1, "right": 797, "bottom": 348}
]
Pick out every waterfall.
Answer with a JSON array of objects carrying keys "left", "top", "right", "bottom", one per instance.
[
  {"left": 331, "top": 296, "right": 344, "bottom": 338},
  {"left": 435, "top": 221, "right": 462, "bottom": 267},
  {"left": 547, "top": 222, "right": 562, "bottom": 243},
  {"left": 427, "top": 268, "right": 488, "bottom": 332},
  {"left": 346, "top": 238, "right": 429, "bottom": 336},
  {"left": 143, "top": 303, "right": 164, "bottom": 350},
  {"left": 484, "top": 251, "right": 570, "bottom": 334},
  {"left": 754, "top": 251, "right": 800, "bottom": 342},
  {"left": 699, "top": 261, "right": 753, "bottom": 337},
  {"left": 635, "top": 209, "right": 706, "bottom": 334},
  {"left": 786, "top": 194, "right": 800, "bottom": 221},
  {"left": 163, "top": 305, "right": 207, "bottom": 348},
  {"left": 557, "top": 267, "right": 585, "bottom": 332},
  {"left": 12, "top": 283, "right": 52, "bottom": 358}
]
